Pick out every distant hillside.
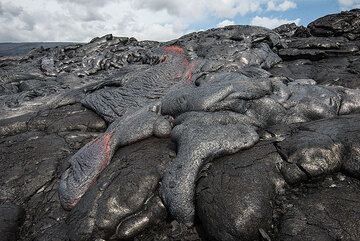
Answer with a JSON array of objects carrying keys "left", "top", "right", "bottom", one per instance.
[{"left": 0, "top": 42, "right": 76, "bottom": 57}]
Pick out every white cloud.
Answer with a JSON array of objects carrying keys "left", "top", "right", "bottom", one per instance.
[
  {"left": 216, "top": 19, "right": 236, "bottom": 28},
  {"left": 338, "top": 0, "right": 360, "bottom": 9},
  {"left": 132, "top": 0, "right": 206, "bottom": 20},
  {"left": 0, "top": 0, "right": 301, "bottom": 42},
  {"left": 134, "top": 0, "right": 263, "bottom": 19},
  {"left": 0, "top": 0, "right": 191, "bottom": 42},
  {"left": 251, "top": 16, "right": 300, "bottom": 29},
  {"left": 267, "top": 0, "right": 297, "bottom": 11},
  {"left": 206, "top": 0, "right": 261, "bottom": 18}
]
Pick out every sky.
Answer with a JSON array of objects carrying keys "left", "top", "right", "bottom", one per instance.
[{"left": 0, "top": 0, "right": 359, "bottom": 42}]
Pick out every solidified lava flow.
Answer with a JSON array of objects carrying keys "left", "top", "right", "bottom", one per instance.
[{"left": 1, "top": 9, "right": 360, "bottom": 241}]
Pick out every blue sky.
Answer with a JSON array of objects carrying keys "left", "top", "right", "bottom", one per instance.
[
  {"left": 0, "top": 0, "right": 359, "bottom": 42},
  {"left": 201, "top": 0, "right": 342, "bottom": 29}
]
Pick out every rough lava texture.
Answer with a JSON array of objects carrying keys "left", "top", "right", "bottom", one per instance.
[{"left": 1, "top": 9, "right": 360, "bottom": 241}]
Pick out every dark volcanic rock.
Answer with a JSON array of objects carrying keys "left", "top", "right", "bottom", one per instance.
[
  {"left": 0, "top": 103, "right": 106, "bottom": 241},
  {"left": 196, "top": 142, "right": 284, "bottom": 241},
  {"left": 1, "top": 8, "right": 360, "bottom": 241},
  {"left": 270, "top": 9, "right": 360, "bottom": 88},
  {"left": 278, "top": 48, "right": 327, "bottom": 61},
  {"left": 269, "top": 55, "right": 360, "bottom": 88},
  {"left": 0, "top": 42, "right": 76, "bottom": 57},
  {"left": 0, "top": 204, "right": 25, "bottom": 241},
  {"left": 270, "top": 114, "right": 360, "bottom": 184},
  {"left": 65, "top": 137, "right": 176, "bottom": 241},
  {"left": 278, "top": 175, "right": 360, "bottom": 241},
  {"left": 274, "top": 23, "right": 311, "bottom": 38},
  {"left": 308, "top": 9, "right": 360, "bottom": 40}
]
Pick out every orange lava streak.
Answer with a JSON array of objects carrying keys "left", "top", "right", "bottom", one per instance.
[
  {"left": 163, "top": 45, "right": 185, "bottom": 55},
  {"left": 93, "top": 132, "right": 113, "bottom": 172},
  {"left": 102, "top": 132, "right": 113, "bottom": 164},
  {"left": 162, "top": 45, "right": 194, "bottom": 83}
]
